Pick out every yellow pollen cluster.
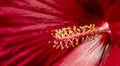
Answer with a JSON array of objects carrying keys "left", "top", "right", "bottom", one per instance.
[{"left": 49, "top": 24, "right": 97, "bottom": 50}]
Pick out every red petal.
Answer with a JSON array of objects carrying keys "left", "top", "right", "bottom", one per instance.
[
  {"left": 0, "top": 0, "right": 78, "bottom": 65},
  {"left": 0, "top": 0, "right": 119, "bottom": 66},
  {"left": 100, "top": 0, "right": 120, "bottom": 66}
]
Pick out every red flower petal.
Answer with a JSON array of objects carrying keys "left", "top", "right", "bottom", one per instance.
[
  {"left": 0, "top": 0, "right": 120, "bottom": 66},
  {"left": 99, "top": 0, "right": 120, "bottom": 66},
  {"left": 0, "top": 0, "right": 77, "bottom": 65}
]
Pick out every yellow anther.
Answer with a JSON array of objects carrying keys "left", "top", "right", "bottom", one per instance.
[
  {"left": 89, "top": 24, "right": 92, "bottom": 28},
  {"left": 91, "top": 24, "right": 95, "bottom": 30},
  {"left": 62, "top": 28, "right": 67, "bottom": 31},
  {"left": 61, "top": 34, "right": 65, "bottom": 38},
  {"left": 67, "top": 27, "right": 71, "bottom": 30},
  {"left": 55, "top": 30, "right": 58, "bottom": 32},
  {"left": 55, "top": 30, "right": 61, "bottom": 34},
  {"left": 88, "top": 24, "right": 95, "bottom": 30},
  {"left": 77, "top": 33, "right": 80, "bottom": 36},
  {"left": 68, "top": 30, "right": 73, "bottom": 34},
  {"left": 65, "top": 45, "right": 68, "bottom": 48},
  {"left": 88, "top": 24, "right": 92, "bottom": 30},
  {"left": 82, "top": 28, "right": 86, "bottom": 33},
  {"left": 53, "top": 40, "right": 58, "bottom": 45},
  {"left": 60, "top": 41, "right": 64, "bottom": 50},
  {"left": 53, "top": 45, "right": 56, "bottom": 48},
  {"left": 64, "top": 31, "right": 68, "bottom": 36},
  {"left": 82, "top": 25, "right": 89, "bottom": 33},
  {"left": 53, "top": 41, "right": 58, "bottom": 48},
  {"left": 79, "top": 26, "right": 85, "bottom": 33},
  {"left": 69, "top": 40, "right": 75, "bottom": 47},
  {"left": 71, "top": 43, "right": 75, "bottom": 47},
  {"left": 92, "top": 24, "right": 95, "bottom": 27},
  {"left": 55, "top": 33, "right": 60, "bottom": 38},
  {"left": 65, "top": 41, "right": 69, "bottom": 48},
  {"left": 84, "top": 25, "right": 88, "bottom": 28},
  {"left": 62, "top": 28, "right": 68, "bottom": 36},
  {"left": 77, "top": 29, "right": 80, "bottom": 32},
  {"left": 73, "top": 26, "right": 77, "bottom": 32},
  {"left": 56, "top": 45, "right": 60, "bottom": 49},
  {"left": 57, "top": 29, "right": 63, "bottom": 33},
  {"left": 83, "top": 25, "right": 88, "bottom": 29},
  {"left": 79, "top": 26, "right": 84, "bottom": 29},
  {"left": 61, "top": 45, "right": 64, "bottom": 50},
  {"left": 75, "top": 39, "right": 79, "bottom": 45}
]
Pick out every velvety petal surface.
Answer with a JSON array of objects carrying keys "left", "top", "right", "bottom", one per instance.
[
  {"left": 0, "top": 0, "right": 79, "bottom": 66},
  {"left": 100, "top": 0, "right": 120, "bottom": 65},
  {"left": 0, "top": 0, "right": 120, "bottom": 66}
]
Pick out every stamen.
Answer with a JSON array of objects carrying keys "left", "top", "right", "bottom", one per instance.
[{"left": 49, "top": 24, "right": 100, "bottom": 50}]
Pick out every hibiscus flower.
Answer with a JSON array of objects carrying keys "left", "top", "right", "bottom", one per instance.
[{"left": 0, "top": 0, "right": 120, "bottom": 66}]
